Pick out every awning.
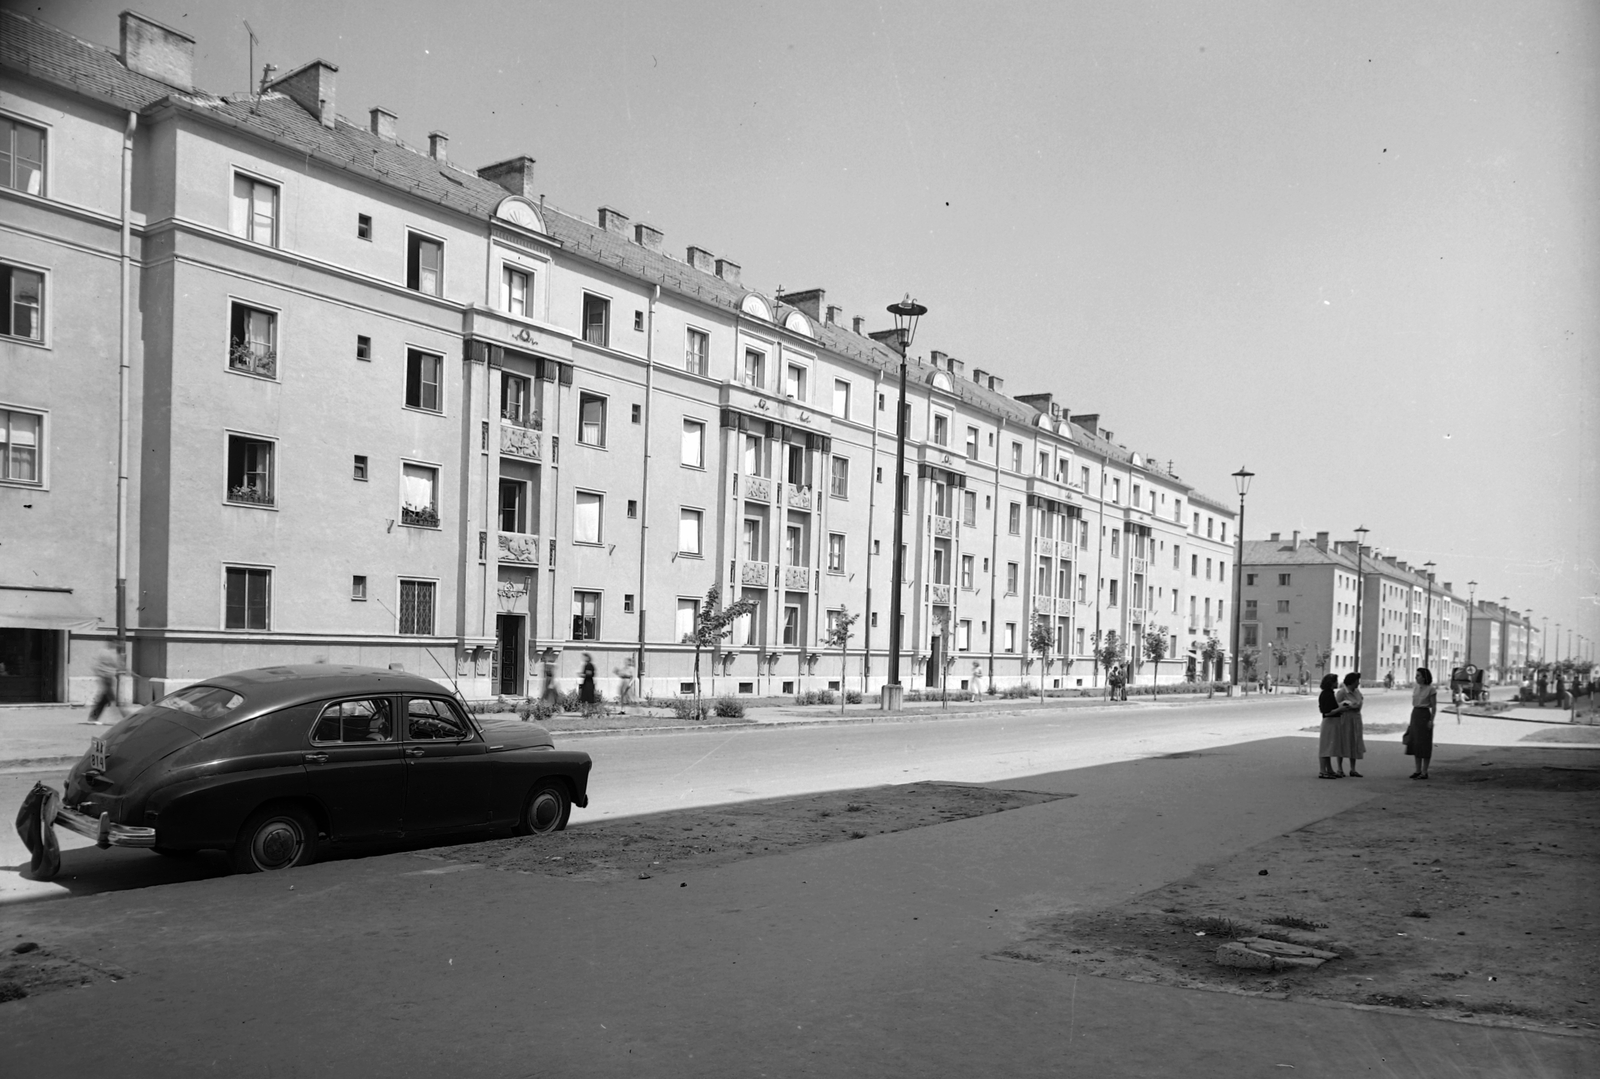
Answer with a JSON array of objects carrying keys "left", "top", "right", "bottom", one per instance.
[{"left": 0, "top": 587, "right": 102, "bottom": 631}]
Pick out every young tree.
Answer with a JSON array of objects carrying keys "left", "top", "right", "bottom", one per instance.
[
  {"left": 1290, "top": 643, "right": 1310, "bottom": 692},
  {"left": 1200, "top": 632, "right": 1225, "bottom": 698},
  {"left": 1093, "top": 630, "right": 1124, "bottom": 700},
  {"left": 686, "top": 584, "right": 760, "bottom": 717},
  {"left": 1142, "top": 625, "right": 1170, "bottom": 700},
  {"left": 1239, "top": 647, "right": 1261, "bottom": 693},
  {"left": 823, "top": 609, "right": 859, "bottom": 716},
  {"left": 1028, "top": 615, "right": 1054, "bottom": 702}
]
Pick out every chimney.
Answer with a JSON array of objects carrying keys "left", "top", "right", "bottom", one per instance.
[
  {"left": 597, "top": 207, "right": 629, "bottom": 235},
  {"left": 929, "top": 350, "right": 948, "bottom": 370},
  {"left": 267, "top": 60, "right": 339, "bottom": 128},
  {"left": 715, "top": 259, "right": 742, "bottom": 286},
  {"left": 1291, "top": 530, "right": 1300, "bottom": 547},
  {"left": 972, "top": 368, "right": 988, "bottom": 384},
  {"left": 825, "top": 305, "right": 842, "bottom": 325},
  {"left": 988, "top": 375, "right": 1004, "bottom": 392},
  {"left": 369, "top": 107, "right": 398, "bottom": 141},
  {"left": 120, "top": 11, "right": 194, "bottom": 91},
  {"left": 1069, "top": 412, "right": 1099, "bottom": 433},
  {"left": 633, "top": 223, "right": 664, "bottom": 252},
  {"left": 427, "top": 131, "right": 448, "bottom": 162},
  {"left": 776, "top": 288, "right": 824, "bottom": 320},
  {"left": 686, "top": 246, "right": 715, "bottom": 273},
  {"left": 947, "top": 357, "right": 964, "bottom": 377},
  {"left": 1315, "top": 531, "right": 1329, "bottom": 551},
  {"left": 868, "top": 329, "right": 902, "bottom": 347},
  {"left": 1269, "top": 532, "right": 1281, "bottom": 542},
  {"left": 477, "top": 156, "right": 536, "bottom": 198},
  {"left": 852, "top": 316, "right": 865, "bottom": 334},
  {"left": 1015, "top": 392, "right": 1054, "bottom": 415}
]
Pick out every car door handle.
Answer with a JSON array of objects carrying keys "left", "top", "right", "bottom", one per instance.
[
  {"left": 405, "top": 747, "right": 425, "bottom": 757},
  {"left": 303, "top": 752, "right": 329, "bottom": 764}
]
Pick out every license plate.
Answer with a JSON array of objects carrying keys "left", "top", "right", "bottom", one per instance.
[{"left": 88, "top": 737, "right": 107, "bottom": 773}]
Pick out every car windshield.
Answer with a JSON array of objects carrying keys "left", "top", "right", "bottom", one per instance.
[{"left": 157, "top": 685, "right": 245, "bottom": 721}]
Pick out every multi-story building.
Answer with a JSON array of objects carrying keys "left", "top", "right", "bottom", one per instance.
[
  {"left": 1470, "top": 601, "right": 1532, "bottom": 684},
  {"left": 0, "top": 10, "right": 1235, "bottom": 703}
]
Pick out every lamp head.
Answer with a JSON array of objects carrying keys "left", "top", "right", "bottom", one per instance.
[
  {"left": 885, "top": 296, "right": 927, "bottom": 355},
  {"left": 1231, "top": 467, "right": 1254, "bottom": 497}
]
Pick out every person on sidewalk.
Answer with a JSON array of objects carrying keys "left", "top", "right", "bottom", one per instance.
[
  {"left": 87, "top": 645, "right": 125, "bottom": 725},
  {"left": 1404, "top": 667, "right": 1437, "bottom": 779},
  {"left": 578, "top": 653, "right": 598, "bottom": 715},
  {"left": 1332, "top": 671, "right": 1366, "bottom": 777},
  {"left": 1316, "top": 673, "right": 1348, "bottom": 778}
]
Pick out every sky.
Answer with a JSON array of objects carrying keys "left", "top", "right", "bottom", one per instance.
[{"left": 24, "top": 0, "right": 1600, "bottom": 657}]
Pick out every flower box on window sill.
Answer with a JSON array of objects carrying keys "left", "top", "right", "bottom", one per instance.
[
  {"left": 227, "top": 485, "right": 274, "bottom": 507},
  {"left": 500, "top": 408, "right": 542, "bottom": 431},
  {"left": 228, "top": 344, "right": 277, "bottom": 378},
  {"left": 400, "top": 504, "right": 440, "bottom": 528}
]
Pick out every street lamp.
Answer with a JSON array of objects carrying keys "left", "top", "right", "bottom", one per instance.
[
  {"left": 1229, "top": 467, "right": 1253, "bottom": 688},
  {"left": 1465, "top": 581, "right": 1478, "bottom": 667},
  {"left": 881, "top": 296, "right": 926, "bottom": 712},
  {"left": 1352, "top": 526, "right": 1370, "bottom": 680},
  {"left": 1422, "top": 560, "right": 1436, "bottom": 671},
  {"left": 1542, "top": 616, "right": 1548, "bottom": 662},
  {"left": 1500, "top": 597, "right": 1510, "bottom": 685}
]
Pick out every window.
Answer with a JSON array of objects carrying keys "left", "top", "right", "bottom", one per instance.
[
  {"left": 1246, "top": 572, "right": 1258, "bottom": 586},
  {"left": 1108, "top": 579, "right": 1119, "bottom": 607},
  {"left": 401, "top": 463, "right": 439, "bottom": 527},
  {"left": 1, "top": 118, "right": 45, "bottom": 195},
  {"left": 832, "top": 378, "right": 851, "bottom": 419},
  {"left": 1111, "top": 478, "right": 1121, "bottom": 503},
  {"left": 349, "top": 454, "right": 368, "bottom": 482},
  {"left": 830, "top": 455, "right": 849, "bottom": 498},
  {"left": 630, "top": 403, "right": 642, "bottom": 424},
  {"left": 499, "top": 479, "right": 527, "bottom": 533},
  {"left": 626, "top": 499, "right": 637, "bottom": 519},
  {"left": 581, "top": 294, "right": 609, "bottom": 346},
  {"left": 220, "top": 565, "right": 272, "bottom": 633},
  {"left": 932, "top": 414, "right": 949, "bottom": 446},
  {"left": 961, "top": 490, "right": 976, "bottom": 527},
  {"left": 405, "top": 350, "right": 442, "bottom": 412},
  {"left": 742, "top": 518, "right": 762, "bottom": 561},
  {"left": 633, "top": 310, "right": 644, "bottom": 332},
  {"left": 1110, "top": 530, "right": 1120, "bottom": 558},
  {"left": 1191, "top": 554, "right": 1199, "bottom": 577},
  {"left": 786, "top": 444, "right": 807, "bottom": 485},
  {"left": 685, "top": 328, "right": 709, "bottom": 374},
  {"left": 228, "top": 302, "right": 276, "bottom": 378},
  {"left": 1010, "top": 442, "right": 1023, "bottom": 471},
  {"left": 958, "top": 619, "right": 972, "bottom": 651},
  {"left": 782, "top": 605, "right": 800, "bottom": 646},
  {"left": 961, "top": 555, "right": 974, "bottom": 590},
  {"left": 1174, "top": 544, "right": 1181, "bottom": 569},
  {"left": 226, "top": 435, "right": 274, "bottom": 506},
  {"left": 406, "top": 233, "right": 443, "bottom": 296},
  {"left": 1132, "top": 483, "right": 1141, "bottom": 506},
  {"left": 1245, "top": 599, "right": 1259, "bottom": 619},
  {"left": 744, "top": 434, "right": 768, "bottom": 477},
  {"left": 356, "top": 335, "right": 371, "bottom": 362},
  {"left": 1077, "top": 574, "right": 1087, "bottom": 602},
  {"left": 230, "top": 174, "right": 278, "bottom": 245},
  {"left": 1008, "top": 502, "right": 1021, "bottom": 535},
  {"left": 1056, "top": 458, "right": 1068, "bottom": 484},
  {"left": 679, "top": 508, "right": 703, "bottom": 555},
  {"left": 1038, "top": 451, "right": 1050, "bottom": 477},
  {"left": 502, "top": 266, "right": 530, "bottom": 316},
  {"left": 1278, "top": 573, "right": 1292, "bottom": 586},
  {"left": 351, "top": 575, "right": 367, "bottom": 601},
  {"left": 0, "top": 407, "right": 42, "bottom": 485},
  {"left": 1205, "top": 558, "right": 1212, "bottom": 580},
  {"left": 1193, "top": 512, "right": 1201, "bottom": 532},
  {"left": 501, "top": 373, "right": 532, "bottom": 425},
  {"left": 1277, "top": 599, "right": 1290, "bottom": 613},
  {"left": 827, "top": 533, "right": 845, "bottom": 573},
  {"left": 571, "top": 591, "right": 601, "bottom": 640},
  {"left": 965, "top": 426, "right": 979, "bottom": 458},
  {"left": 577, "top": 393, "right": 606, "bottom": 446},
  {"left": 1206, "top": 516, "right": 1215, "bottom": 538},
  {"left": 1036, "top": 557, "right": 1051, "bottom": 593},
  {"left": 357, "top": 213, "right": 372, "bottom": 240},
  {"left": 573, "top": 491, "right": 603, "bottom": 544},
  {"left": 676, "top": 598, "right": 698, "bottom": 642},
  {"left": 682, "top": 419, "right": 705, "bottom": 467},
  {"left": 1174, "top": 498, "right": 1183, "bottom": 522},
  {"left": 1276, "top": 626, "right": 1289, "bottom": 641},
  {"left": 785, "top": 524, "right": 804, "bottom": 566},
  {"left": 1221, "top": 523, "right": 1228, "bottom": 543},
  {"left": 1006, "top": 562, "right": 1019, "bottom": 594},
  {"left": 1004, "top": 623, "right": 1017, "bottom": 653},
  {"left": 785, "top": 363, "right": 807, "bottom": 400},
  {"left": 743, "top": 349, "right": 764, "bottom": 388},
  {"left": 1243, "top": 624, "right": 1259, "bottom": 647}
]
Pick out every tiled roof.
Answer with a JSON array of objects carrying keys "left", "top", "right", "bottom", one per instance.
[
  {"left": 1240, "top": 539, "right": 1358, "bottom": 569},
  {"left": 0, "top": 8, "right": 178, "bottom": 112}
]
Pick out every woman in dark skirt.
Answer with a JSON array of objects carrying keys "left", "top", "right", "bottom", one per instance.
[
  {"left": 1405, "top": 667, "right": 1437, "bottom": 778},
  {"left": 1316, "top": 673, "right": 1345, "bottom": 778}
]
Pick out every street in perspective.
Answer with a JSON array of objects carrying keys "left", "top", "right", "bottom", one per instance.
[{"left": 2, "top": 2, "right": 1597, "bottom": 1076}]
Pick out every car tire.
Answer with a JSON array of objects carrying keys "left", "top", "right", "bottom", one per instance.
[
  {"left": 231, "top": 803, "right": 318, "bottom": 874},
  {"left": 516, "top": 780, "right": 571, "bottom": 836}
]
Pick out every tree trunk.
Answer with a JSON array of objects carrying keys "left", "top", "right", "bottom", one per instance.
[
  {"left": 1152, "top": 658, "right": 1159, "bottom": 699},
  {"left": 840, "top": 645, "right": 848, "bottom": 715}
]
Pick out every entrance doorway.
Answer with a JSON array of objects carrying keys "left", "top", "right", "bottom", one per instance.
[
  {"left": 926, "top": 632, "right": 943, "bottom": 688},
  {"left": 0, "top": 628, "right": 61, "bottom": 702},
  {"left": 494, "top": 615, "right": 524, "bottom": 696}
]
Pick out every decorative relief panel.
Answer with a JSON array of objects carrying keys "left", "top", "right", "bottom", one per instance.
[
  {"left": 740, "top": 561, "right": 770, "bottom": 587},
  {"left": 786, "top": 485, "right": 813, "bottom": 510},
  {"left": 930, "top": 584, "right": 952, "bottom": 605},
  {"left": 746, "top": 477, "right": 771, "bottom": 502},
  {"left": 784, "top": 565, "right": 812, "bottom": 590},
  {"left": 1032, "top": 595, "right": 1055, "bottom": 615},
  {"left": 499, "top": 532, "right": 540, "bottom": 564},
  {"left": 932, "top": 515, "right": 954, "bottom": 538},
  {"left": 500, "top": 423, "right": 541, "bottom": 460}
]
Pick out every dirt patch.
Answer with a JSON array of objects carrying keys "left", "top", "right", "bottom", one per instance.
[
  {"left": 423, "top": 782, "right": 1067, "bottom": 882},
  {"left": 999, "top": 749, "right": 1600, "bottom": 1035},
  {"left": 0, "top": 940, "right": 129, "bottom": 1004},
  {"left": 1521, "top": 726, "right": 1600, "bottom": 744}
]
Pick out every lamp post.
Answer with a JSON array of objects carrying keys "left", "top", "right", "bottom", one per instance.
[
  {"left": 1465, "top": 581, "right": 1478, "bottom": 667},
  {"left": 1352, "top": 526, "right": 1370, "bottom": 680},
  {"left": 1500, "top": 597, "right": 1510, "bottom": 684},
  {"left": 1422, "top": 560, "right": 1436, "bottom": 671},
  {"left": 1542, "top": 616, "right": 1548, "bottom": 663},
  {"left": 1229, "top": 467, "right": 1253, "bottom": 688},
  {"left": 881, "top": 296, "right": 926, "bottom": 712}
]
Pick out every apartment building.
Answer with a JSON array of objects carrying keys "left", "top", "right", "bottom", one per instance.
[
  {"left": 0, "top": 10, "right": 1236, "bottom": 703},
  {"left": 1469, "top": 601, "right": 1532, "bottom": 684}
]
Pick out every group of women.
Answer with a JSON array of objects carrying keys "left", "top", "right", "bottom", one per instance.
[{"left": 1316, "top": 668, "right": 1438, "bottom": 780}]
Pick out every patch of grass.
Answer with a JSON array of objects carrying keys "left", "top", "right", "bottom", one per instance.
[
  {"left": 1262, "top": 914, "right": 1329, "bottom": 931},
  {"left": 1172, "top": 914, "right": 1254, "bottom": 939}
]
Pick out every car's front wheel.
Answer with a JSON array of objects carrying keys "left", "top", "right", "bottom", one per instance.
[
  {"left": 231, "top": 804, "right": 318, "bottom": 873},
  {"left": 516, "top": 780, "right": 571, "bottom": 836}
]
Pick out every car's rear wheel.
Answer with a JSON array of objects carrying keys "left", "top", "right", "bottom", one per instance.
[
  {"left": 231, "top": 804, "right": 317, "bottom": 873},
  {"left": 516, "top": 780, "right": 571, "bottom": 836}
]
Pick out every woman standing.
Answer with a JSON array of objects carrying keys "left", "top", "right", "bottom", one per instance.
[
  {"left": 1405, "top": 667, "right": 1437, "bottom": 778},
  {"left": 1316, "top": 673, "right": 1345, "bottom": 778},
  {"left": 1334, "top": 672, "right": 1366, "bottom": 777},
  {"left": 578, "top": 653, "right": 598, "bottom": 714}
]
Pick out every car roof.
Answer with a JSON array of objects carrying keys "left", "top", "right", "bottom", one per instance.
[{"left": 200, "top": 665, "right": 458, "bottom": 713}]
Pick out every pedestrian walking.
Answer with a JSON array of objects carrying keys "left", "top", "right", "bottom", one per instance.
[
  {"left": 578, "top": 653, "right": 598, "bottom": 714},
  {"left": 613, "top": 656, "right": 636, "bottom": 707},
  {"left": 1333, "top": 671, "right": 1366, "bottom": 777},
  {"left": 539, "top": 648, "right": 559, "bottom": 707},
  {"left": 87, "top": 645, "right": 125, "bottom": 725},
  {"left": 1404, "top": 667, "right": 1437, "bottom": 779},
  {"left": 1316, "top": 673, "right": 1346, "bottom": 779}
]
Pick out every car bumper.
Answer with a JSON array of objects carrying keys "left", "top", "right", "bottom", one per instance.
[{"left": 54, "top": 807, "right": 158, "bottom": 849}]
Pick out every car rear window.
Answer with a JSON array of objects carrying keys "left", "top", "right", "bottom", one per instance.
[{"left": 157, "top": 685, "right": 245, "bottom": 721}]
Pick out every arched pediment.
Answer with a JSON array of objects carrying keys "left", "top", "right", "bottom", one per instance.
[
  {"left": 1057, "top": 419, "right": 1075, "bottom": 439},
  {"left": 1130, "top": 451, "right": 1144, "bottom": 467},
  {"left": 926, "top": 370, "right": 953, "bottom": 392},
  {"left": 494, "top": 196, "right": 545, "bottom": 234},
  {"left": 740, "top": 293, "right": 773, "bottom": 320},
  {"left": 783, "top": 310, "right": 814, "bottom": 337}
]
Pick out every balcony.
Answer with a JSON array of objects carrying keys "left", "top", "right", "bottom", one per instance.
[
  {"left": 228, "top": 342, "right": 277, "bottom": 379},
  {"left": 932, "top": 515, "right": 954, "bottom": 538},
  {"left": 1132, "top": 557, "right": 1148, "bottom": 576},
  {"left": 930, "top": 583, "right": 952, "bottom": 605},
  {"left": 1032, "top": 595, "right": 1054, "bottom": 615},
  {"left": 744, "top": 476, "right": 772, "bottom": 503},
  {"left": 500, "top": 422, "right": 541, "bottom": 460},
  {"left": 783, "top": 565, "right": 812, "bottom": 590},
  {"left": 739, "top": 561, "right": 770, "bottom": 587},
  {"left": 1128, "top": 606, "right": 1147, "bottom": 625},
  {"left": 498, "top": 532, "right": 540, "bottom": 564},
  {"left": 400, "top": 503, "right": 439, "bottom": 528},
  {"left": 500, "top": 407, "right": 542, "bottom": 431},
  {"left": 787, "top": 485, "right": 813, "bottom": 511}
]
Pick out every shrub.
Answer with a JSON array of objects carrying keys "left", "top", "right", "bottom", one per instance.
[
  {"left": 516, "top": 698, "right": 556, "bottom": 723},
  {"left": 795, "top": 689, "right": 837, "bottom": 706},
  {"left": 669, "top": 697, "right": 709, "bottom": 722},
  {"left": 1000, "top": 684, "right": 1034, "bottom": 699},
  {"left": 844, "top": 689, "right": 863, "bottom": 704},
  {"left": 713, "top": 696, "right": 745, "bottom": 718}
]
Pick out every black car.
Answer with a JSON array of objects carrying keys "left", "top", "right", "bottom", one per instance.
[{"left": 55, "top": 664, "right": 592, "bottom": 874}]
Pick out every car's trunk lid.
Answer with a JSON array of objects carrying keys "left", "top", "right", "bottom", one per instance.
[{"left": 477, "top": 718, "right": 554, "bottom": 750}]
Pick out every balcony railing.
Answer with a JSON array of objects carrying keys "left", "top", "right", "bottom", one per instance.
[
  {"left": 932, "top": 515, "right": 954, "bottom": 537},
  {"left": 227, "top": 483, "right": 273, "bottom": 506},
  {"left": 739, "top": 561, "right": 770, "bottom": 587},
  {"left": 783, "top": 565, "right": 812, "bottom": 590},
  {"left": 228, "top": 342, "right": 277, "bottom": 378},
  {"left": 787, "top": 485, "right": 813, "bottom": 511},
  {"left": 930, "top": 583, "right": 952, "bottom": 605},
  {"left": 1132, "top": 557, "right": 1148, "bottom": 575},
  {"left": 498, "top": 532, "right": 540, "bottom": 564},
  {"left": 1128, "top": 607, "right": 1147, "bottom": 625},
  {"left": 1055, "top": 598, "right": 1074, "bottom": 616},
  {"left": 500, "top": 423, "right": 541, "bottom": 460},
  {"left": 1032, "top": 595, "right": 1054, "bottom": 615},
  {"left": 400, "top": 503, "right": 439, "bottom": 528},
  {"left": 500, "top": 407, "right": 542, "bottom": 431},
  {"left": 744, "top": 477, "right": 771, "bottom": 503}
]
